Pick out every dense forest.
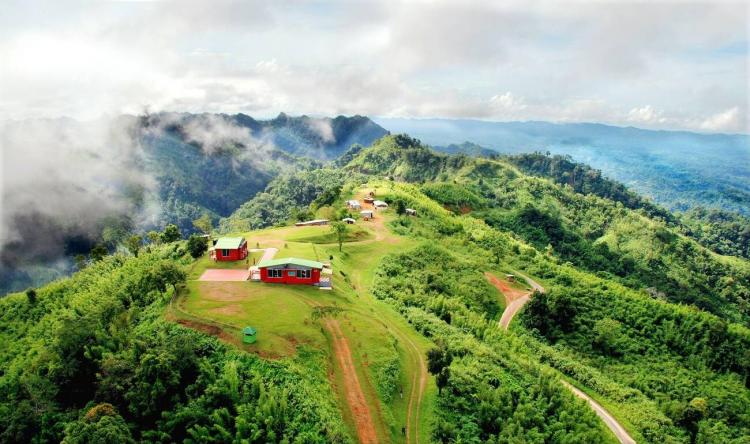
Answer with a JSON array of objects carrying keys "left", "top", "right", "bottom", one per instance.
[
  {"left": 365, "top": 177, "right": 750, "bottom": 443},
  {"left": 0, "top": 235, "right": 349, "bottom": 443},
  {"left": 504, "top": 152, "right": 750, "bottom": 260}
]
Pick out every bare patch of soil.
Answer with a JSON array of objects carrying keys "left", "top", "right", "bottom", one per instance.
[
  {"left": 199, "top": 282, "right": 248, "bottom": 302},
  {"left": 210, "top": 304, "right": 243, "bottom": 316},
  {"left": 485, "top": 272, "right": 528, "bottom": 304}
]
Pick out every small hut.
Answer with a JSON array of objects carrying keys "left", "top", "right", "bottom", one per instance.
[
  {"left": 506, "top": 274, "right": 515, "bottom": 283},
  {"left": 210, "top": 237, "right": 248, "bottom": 262},
  {"left": 363, "top": 196, "right": 374, "bottom": 204},
  {"left": 295, "top": 219, "right": 329, "bottom": 227},
  {"left": 342, "top": 217, "right": 355, "bottom": 224},
  {"left": 373, "top": 200, "right": 389, "bottom": 209},
  {"left": 360, "top": 210, "right": 374, "bottom": 220},
  {"left": 406, "top": 208, "right": 417, "bottom": 216},
  {"left": 347, "top": 200, "right": 361, "bottom": 210},
  {"left": 242, "top": 326, "right": 257, "bottom": 344}
]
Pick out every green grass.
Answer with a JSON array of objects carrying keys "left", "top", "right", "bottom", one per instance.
[
  {"left": 275, "top": 241, "right": 320, "bottom": 260},
  {"left": 181, "top": 280, "right": 330, "bottom": 358},
  {"left": 286, "top": 225, "right": 374, "bottom": 244}
]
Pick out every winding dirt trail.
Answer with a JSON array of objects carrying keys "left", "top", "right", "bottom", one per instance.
[
  {"left": 561, "top": 381, "right": 637, "bottom": 444},
  {"left": 488, "top": 272, "right": 637, "bottom": 444},
  {"left": 388, "top": 319, "right": 427, "bottom": 444}
]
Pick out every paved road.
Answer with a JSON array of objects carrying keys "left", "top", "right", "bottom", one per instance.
[{"left": 495, "top": 272, "right": 637, "bottom": 444}]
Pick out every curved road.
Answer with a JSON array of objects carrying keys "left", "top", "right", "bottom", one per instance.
[{"left": 491, "top": 272, "right": 637, "bottom": 444}]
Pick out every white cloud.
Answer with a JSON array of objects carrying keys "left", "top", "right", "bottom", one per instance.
[
  {"left": 699, "top": 107, "right": 742, "bottom": 132},
  {"left": 490, "top": 92, "right": 527, "bottom": 113},
  {"left": 0, "top": 0, "right": 746, "bottom": 133},
  {"left": 627, "top": 105, "right": 667, "bottom": 125}
]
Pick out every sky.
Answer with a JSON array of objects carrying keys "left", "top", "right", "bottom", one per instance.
[{"left": 1, "top": 0, "right": 748, "bottom": 133}]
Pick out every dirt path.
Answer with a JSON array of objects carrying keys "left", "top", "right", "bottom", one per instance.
[
  {"left": 561, "top": 381, "right": 637, "bottom": 444},
  {"left": 399, "top": 327, "right": 427, "bottom": 444},
  {"left": 326, "top": 318, "right": 379, "bottom": 444},
  {"left": 249, "top": 247, "right": 278, "bottom": 263},
  {"left": 489, "top": 272, "right": 637, "bottom": 444},
  {"left": 485, "top": 272, "right": 539, "bottom": 329}
]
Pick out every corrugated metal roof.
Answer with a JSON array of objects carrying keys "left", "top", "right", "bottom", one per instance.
[
  {"left": 214, "top": 237, "right": 245, "bottom": 249},
  {"left": 258, "top": 257, "right": 324, "bottom": 269}
]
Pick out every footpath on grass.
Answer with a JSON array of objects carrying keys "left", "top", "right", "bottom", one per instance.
[
  {"left": 249, "top": 247, "right": 278, "bottom": 263},
  {"left": 487, "top": 272, "right": 637, "bottom": 444}
]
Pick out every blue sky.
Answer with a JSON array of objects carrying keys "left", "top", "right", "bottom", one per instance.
[{"left": 1, "top": 0, "right": 747, "bottom": 133}]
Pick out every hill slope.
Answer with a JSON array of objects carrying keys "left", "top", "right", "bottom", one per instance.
[
  {"left": 2, "top": 135, "right": 749, "bottom": 443},
  {"left": 344, "top": 135, "right": 750, "bottom": 324},
  {"left": 376, "top": 118, "right": 750, "bottom": 215}
]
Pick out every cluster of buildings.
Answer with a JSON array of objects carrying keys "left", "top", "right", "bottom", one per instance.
[{"left": 207, "top": 193, "right": 415, "bottom": 288}]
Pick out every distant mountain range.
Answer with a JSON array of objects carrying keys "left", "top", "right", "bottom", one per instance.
[{"left": 375, "top": 118, "right": 750, "bottom": 214}]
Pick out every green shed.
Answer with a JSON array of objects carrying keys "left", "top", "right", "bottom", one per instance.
[{"left": 242, "top": 326, "right": 257, "bottom": 344}]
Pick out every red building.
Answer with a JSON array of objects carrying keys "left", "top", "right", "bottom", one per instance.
[
  {"left": 258, "top": 257, "right": 324, "bottom": 285},
  {"left": 210, "top": 237, "right": 248, "bottom": 261}
]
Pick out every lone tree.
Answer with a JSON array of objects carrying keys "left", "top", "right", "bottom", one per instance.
[
  {"left": 90, "top": 244, "right": 108, "bottom": 262},
  {"left": 187, "top": 234, "right": 209, "bottom": 259},
  {"left": 427, "top": 344, "right": 452, "bottom": 375},
  {"left": 192, "top": 213, "right": 213, "bottom": 235},
  {"left": 146, "top": 230, "right": 162, "bottom": 246},
  {"left": 427, "top": 344, "right": 453, "bottom": 395},
  {"left": 394, "top": 198, "right": 407, "bottom": 216},
  {"left": 330, "top": 221, "right": 349, "bottom": 252},
  {"left": 25, "top": 288, "right": 37, "bottom": 304},
  {"left": 125, "top": 234, "right": 142, "bottom": 257},
  {"left": 161, "top": 224, "right": 182, "bottom": 243},
  {"left": 681, "top": 397, "right": 708, "bottom": 444},
  {"left": 435, "top": 368, "right": 450, "bottom": 395}
]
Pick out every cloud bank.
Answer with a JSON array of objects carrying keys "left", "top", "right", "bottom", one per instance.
[{"left": 0, "top": 0, "right": 747, "bottom": 133}]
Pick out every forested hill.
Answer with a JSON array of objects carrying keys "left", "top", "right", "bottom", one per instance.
[
  {"left": 501, "top": 152, "right": 750, "bottom": 260},
  {"left": 376, "top": 118, "right": 750, "bottom": 215},
  {"left": 218, "top": 134, "right": 750, "bottom": 323},
  {"left": 343, "top": 135, "right": 750, "bottom": 323},
  {"left": 247, "top": 113, "right": 389, "bottom": 159}
]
